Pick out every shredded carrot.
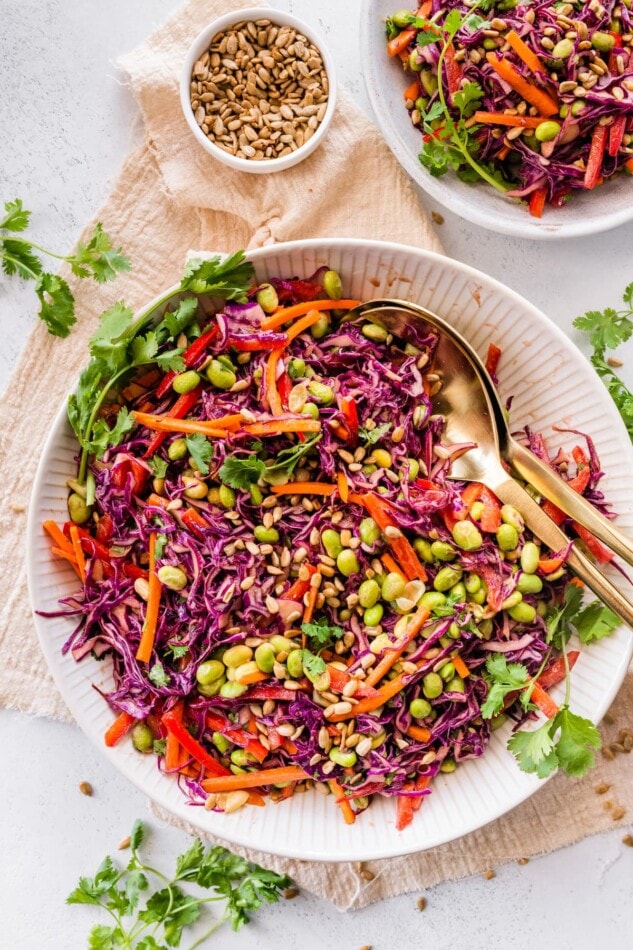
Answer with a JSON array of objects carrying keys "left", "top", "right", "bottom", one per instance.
[
  {"left": 69, "top": 525, "right": 87, "bottom": 583},
  {"left": 474, "top": 111, "right": 549, "bottom": 129},
  {"left": 453, "top": 655, "right": 470, "bottom": 679},
  {"left": 265, "top": 349, "right": 284, "bottom": 417},
  {"left": 505, "top": 29, "right": 546, "bottom": 75},
  {"left": 201, "top": 765, "right": 309, "bottom": 793},
  {"left": 135, "top": 533, "right": 162, "bottom": 663},
  {"left": 358, "top": 492, "right": 427, "bottom": 582},
  {"left": 380, "top": 552, "right": 404, "bottom": 577},
  {"left": 146, "top": 492, "right": 168, "bottom": 509},
  {"left": 328, "top": 778, "right": 356, "bottom": 824},
  {"left": 285, "top": 309, "right": 327, "bottom": 343},
  {"left": 235, "top": 668, "right": 269, "bottom": 686},
  {"left": 104, "top": 710, "right": 136, "bottom": 748},
  {"left": 365, "top": 604, "right": 430, "bottom": 688},
  {"left": 261, "top": 299, "right": 361, "bottom": 331},
  {"left": 271, "top": 481, "right": 335, "bottom": 496},
  {"left": 241, "top": 417, "right": 321, "bottom": 436},
  {"left": 387, "top": 27, "right": 416, "bottom": 57},
  {"left": 486, "top": 53, "right": 558, "bottom": 116},
  {"left": 404, "top": 78, "right": 421, "bottom": 102},
  {"left": 337, "top": 470, "right": 349, "bottom": 503},
  {"left": 302, "top": 582, "right": 320, "bottom": 626},
  {"left": 164, "top": 701, "right": 184, "bottom": 772},
  {"left": 537, "top": 555, "right": 565, "bottom": 574},
  {"left": 497, "top": 143, "right": 512, "bottom": 161},
  {"left": 50, "top": 546, "right": 82, "bottom": 576},
  {"left": 132, "top": 411, "right": 235, "bottom": 437},
  {"left": 529, "top": 681, "right": 559, "bottom": 719},
  {"left": 328, "top": 671, "right": 410, "bottom": 722},
  {"left": 43, "top": 520, "right": 76, "bottom": 558},
  {"left": 247, "top": 791, "right": 266, "bottom": 806},
  {"left": 625, "top": 157, "right": 633, "bottom": 174},
  {"left": 406, "top": 725, "right": 432, "bottom": 743}
]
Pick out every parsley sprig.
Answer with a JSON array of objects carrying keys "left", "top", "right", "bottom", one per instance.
[
  {"left": 67, "top": 820, "right": 291, "bottom": 948},
  {"left": 0, "top": 199, "right": 130, "bottom": 338},
  {"left": 573, "top": 282, "right": 633, "bottom": 439}
]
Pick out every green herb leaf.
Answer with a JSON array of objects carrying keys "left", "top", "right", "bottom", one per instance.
[
  {"left": 166, "top": 643, "right": 189, "bottom": 659},
  {"left": 301, "top": 617, "right": 344, "bottom": 649},
  {"left": 149, "top": 663, "right": 170, "bottom": 688},
  {"left": 264, "top": 434, "right": 321, "bottom": 479},
  {"left": 156, "top": 348, "right": 186, "bottom": 373},
  {"left": 1, "top": 198, "right": 30, "bottom": 232},
  {"left": 131, "top": 330, "right": 159, "bottom": 365},
  {"left": 87, "top": 924, "right": 119, "bottom": 950},
  {"left": 554, "top": 707, "right": 601, "bottom": 776},
  {"left": 89, "top": 301, "right": 136, "bottom": 373},
  {"left": 301, "top": 649, "right": 327, "bottom": 679},
  {"left": 88, "top": 407, "right": 135, "bottom": 459},
  {"left": 148, "top": 456, "right": 169, "bottom": 480},
  {"left": 574, "top": 601, "right": 620, "bottom": 644},
  {"left": 507, "top": 718, "right": 558, "bottom": 778},
  {"left": 359, "top": 422, "right": 392, "bottom": 445},
  {"left": 35, "top": 271, "right": 76, "bottom": 337},
  {"left": 452, "top": 81, "right": 483, "bottom": 118},
  {"left": 546, "top": 583, "right": 583, "bottom": 649},
  {"left": 481, "top": 654, "right": 530, "bottom": 719},
  {"left": 219, "top": 454, "right": 266, "bottom": 489},
  {"left": 185, "top": 433, "right": 213, "bottom": 475},
  {"left": 154, "top": 533, "right": 168, "bottom": 560},
  {"left": 130, "top": 819, "right": 145, "bottom": 851},
  {"left": 181, "top": 251, "right": 254, "bottom": 301},
  {"left": 153, "top": 738, "right": 167, "bottom": 755},
  {"left": 161, "top": 296, "right": 199, "bottom": 337},
  {"left": 0, "top": 238, "right": 43, "bottom": 279},
  {"left": 70, "top": 222, "right": 131, "bottom": 283}
]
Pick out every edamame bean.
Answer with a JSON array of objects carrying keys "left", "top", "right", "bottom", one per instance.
[
  {"left": 212, "top": 731, "right": 231, "bottom": 753},
  {"left": 508, "top": 602, "right": 537, "bottom": 623},
  {"left": 172, "top": 370, "right": 201, "bottom": 394},
  {"left": 381, "top": 572, "right": 406, "bottom": 602},
  {"left": 68, "top": 492, "right": 91, "bottom": 524},
  {"left": 254, "top": 525, "right": 280, "bottom": 543},
  {"left": 446, "top": 676, "right": 465, "bottom": 693},
  {"left": 364, "top": 604, "right": 384, "bottom": 627},
  {"left": 408, "top": 48, "right": 424, "bottom": 71},
  {"left": 414, "top": 538, "right": 434, "bottom": 562},
  {"left": 231, "top": 749, "right": 254, "bottom": 768},
  {"left": 430, "top": 541, "right": 456, "bottom": 561},
  {"left": 286, "top": 649, "right": 305, "bottom": 679},
  {"left": 198, "top": 677, "right": 226, "bottom": 697},
  {"left": 359, "top": 578, "right": 381, "bottom": 608},
  {"left": 448, "top": 622, "right": 461, "bottom": 639},
  {"left": 552, "top": 38, "right": 573, "bottom": 58},
  {"left": 469, "top": 501, "right": 484, "bottom": 521},
  {"left": 392, "top": 9, "right": 413, "bottom": 27},
  {"left": 490, "top": 713, "right": 507, "bottom": 731},
  {"left": 256, "top": 282, "right": 279, "bottom": 313},
  {"left": 500, "top": 505, "right": 524, "bottom": 531},
  {"left": 323, "top": 270, "right": 343, "bottom": 300},
  {"left": 592, "top": 30, "right": 615, "bottom": 51},
  {"left": 433, "top": 566, "right": 463, "bottom": 591},
  {"left": 223, "top": 645, "right": 253, "bottom": 668},
  {"left": 288, "top": 357, "right": 306, "bottom": 379},
  {"left": 196, "top": 660, "right": 225, "bottom": 685},
  {"left": 359, "top": 517, "right": 380, "bottom": 546},
  {"left": 452, "top": 520, "right": 483, "bottom": 551},
  {"left": 535, "top": 120, "right": 561, "bottom": 142},
  {"left": 131, "top": 723, "right": 153, "bottom": 753},
  {"left": 501, "top": 591, "right": 523, "bottom": 610},
  {"left": 220, "top": 681, "right": 248, "bottom": 699},
  {"left": 302, "top": 402, "right": 320, "bottom": 419},
  {"left": 254, "top": 643, "right": 275, "bottom": 673},
  {"left": 497, "top": 523, "right": 519, "bottom": 551},
  {"left": 157, "top": 565, "right": 188, "bottom": 590},
  {"left": 465, "top": 573, "right": 481, "bottom": 594},
  {"left": 207, "top": 359, "right": 236, "bottom": 389},
  {"left": 410, "top": 698, "right": 432, "bottom": 719},
  {"left": 184, "top": 478, "right": 208, "bottom": 500},
  {"left": 439, "top": 661, "right": 456, "bottom": 682},
  {"left": 450, "top": 581, "right": 467, "bottom": 602},
  {"left": 329, "top": 747, "right": 357, "bottom": 767},
  {"left": 422, "top": 672, "right": 444, "bottom": 699},
  {"left": 520, "top": 541, "right": 540, "bottom": 574},
  {"left": 322, "top": 528, "right": 343, "bottom": 558},
  {"left": 420, "top": 69, "right": 438, "bottom": 95},
  {"left": 420, "top": 590, "right": 447, "bottom": 610},
  {"left": 337, "top": 549, "right": 360, "bottom": 576},
  {"left": 219, "top": 485, "right": 236, "bottom": 509},
  {"left": 361, "top": 322, "right": 389, "bottom": 342},
  {"left": 269, "top": 635, "right": 296, "bottom": 654},
  {"left": 407, "top": 458, "right": 420, "bottom": 481},
  {"left": 439, "top": 758, "right": 457, "bottom": 773},
  {"left": 249, "top": 483, "right": 263, "bottom": 505},
  {"left": 536, "top": 601, "right": 549, "bottom": 617},
  {"left": 517, "top": 573, "right": 543, "bottom": 594},
  {"left": 371, "top": 448, "right": 392, "bottom": 469},
  {"left": 307, "top": 381, "right": 335, "bottom": 405},
  {"left": 310, "top": 313, "right": 330, "bottom": 339},
  {"left": 168, "top": 438, "right": 188, "bottom": 461}
]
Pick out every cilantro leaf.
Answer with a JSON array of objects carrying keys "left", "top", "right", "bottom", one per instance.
[
  {"left": 574, "top": 601, "right": 620, "bottom": 644},
  {"left": 161, "top": 296, "right": 199, "bottom": 337},
  {"left": 155, "top": 348, "right": 185, "bottom": 373},
  {"left": 452, "top": 81, "right": 482, "bottom": 118},
  {"left": 148, "top": 456, "right": 169, "bottom": 480},
  {"left": 1, "top": 198, "right": 30, "bottom": 232},
  {"left": 131, "top": 330, "right": 159, "bottom": 365},
  {"left": 546, "top": 583, "right": 583, "bottom": 649},
  {"left": 1, "top": 238, "right": 43, "bottom": 279},
  {"left": 88, "top": 924, "right": 119, "bottom": 950},
  {"left": 554, "top": 707, "right": 601, "bottom": 776},
  {"left": 301, "top": 649, "right": 327, "bottom": 679},
  {"left": 219, "top": 454, "right": 265, "bottom": 489},
  {"left": 88, "top": 407, "right": 135, "bottom": 459},
  {"left": 166, "top": 643, "right": 189, "bottom": 659},
  {"left": 154, "top": 533, "right": 168, "bottom": 560},
  {"left": 153, "top": 738, "right": 167, "bottom": 755},
  {"left": 444, "top": 8, "right": 462, "bottom": 35},
  {"left": 359, "top": 422, "right": 391, "bottom": 445},
  {"left": 35, "top": 271, "right": 76, "bottom": 337},
  {"left": 264, "top": 433, "right": 321, "bottom": 479},
  {"left": 70, "top": 222, "right": 131, "bottom": 283},
  {"left": 89, "top": 301, "right": 136, "bottom": 373},
  {"left": 130, "top": 819, "right": 145, "bottom": 851},
  {"left": 181, "top": 251, "right": 254, "bottom": 301},
  {"left": 301, "top": 617, "right": 344, "bottom": 649},
  {"left": 149, "top": 662, "right": 170, "bottom": 687},
  {"left": 507, "top": 718, "right": 558, "bottom": 778},
  {"left": 185, "top": 433, "right": 213, "bottom": 475},
  {"left": 481, "top": 654, "right": 530, "bottom": 719}
]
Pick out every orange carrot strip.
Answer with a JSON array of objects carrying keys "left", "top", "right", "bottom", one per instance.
[
  {"left": 328, "top": 778, "right": 356, "bottom": 824},
  {"left": 50, "top": 546, "right": 81, "bottom": 574},
  {"left": 285, "top": 309, "right": 326, "bottom": 343},
  {"left": 146, "top": 492, "right": 168, "bottom": 509},
  {"left": 406, "top": 725, "right": 432, "bottom": 743},
  {"left": 104, "top": 710, "right": 136, "bottom": 747},
  {"left": 261, "top": 299, "right": 361, "bottom": 331},
  {"left": 200, "top": 765, "right": 309, "bottom": 792},
  {"left": 265, "top": 349, "right": 284, "bottom": 417},
  {"left": 404, "top": 78, "right": 421, "bottom": 101},
  {"left": 337, "top": 470, "right": 349, "bottom": 503},
  {"left": 271, "top": 481, "right": 335, "bottom": 496},
  {"left": 538, "top": 555, "right": 565, "bottom": 575},
  {"left": 69, "top": 525, "right": 87, "bottom": 583},
  {"left": 302, "top": 583, "right": 320, "bottom": 626},
  {"left": 387, "top": 27, "right": 416, "bottom": 57},
  {"left": 453, "top": 655, "right": 470, "bottom": 679},
  {"left": 505, "top": 29, "right": 546, "bottom": 74},
  {"left": 365, "top": 604, "right": 430, "bottom": 688},
  {"left": 164, "top": 701, "right": 184, "bottom": 772},
  {"left": 380, "top": 552, "right": 404, "bottom": 577},
  {"left": 241, "top": 418, "right": 321, "bottom": 436},
  {"left": 474, "top": 111, "right": 549, "bottom": 129},
  {"left": 43, "top": 520, "right": 76, "bottom": 557},
  {"left": 132, "top": 411, "right": 233, "bottom": 437},
  {"left": 248, "top": 791, "right": 266, "bottom": 807},
  {"left": 328, "top": 671, "right": 410, "bottom": 722},
  {"left": 135, "top": 533, "right": 162, "bottom": 663},
  {"left": 235, "top": 668, "right": 269, "bottom": 686},
  {"left": 625, "top": 157, "right": 633, "bottom": 174},
  {"left": 359, "top": 492, "right": 427, "bottom": 582},
  {"left": 529, "top": 681, "right": 559, "bottom": 719},
  {"left": 135, "top": 410, "right": 242, "bottom": 431},
  {"left": 486, "top": 53, "right": 558, "bottom": 116}
]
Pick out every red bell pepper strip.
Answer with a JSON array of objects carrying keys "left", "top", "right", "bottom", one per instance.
[
  {"left": 63, "top": 523, "right": 112, "bottom": 562},
  {"left": 537, "top": 651, "right": 579, "bottom": 690},
  {"left": 528, "top": 186, "right": 547, "bottom": 219},
  {"left": 277, "top": 370, "right": 293, "bottom": 409},
  {"left": 608, "top": 114, "right": 627, "bottom": 157},
  {"left": 339, "top": 396, "right": 359, "bottom": 447},
  {"left": 479, "top": 487, "right": 502, "bottom": 533},
  {"left": 245, "top": 684, "right": 307, "bottom": 702},
  {"left": 542, "top": 458, "right": 592, "bottom": 526},
  {"left": 485, "top": 343, "right": 502, "bottom": 378},
  {"left": 95, "top": 513, "right": 114, "bottom": 544},
  {"left": 111, "top": 456, "right": 149, "bottom": 495},
  {"left": 122, "top": 562, "right": 149, "bottom": 581},
  {"left": 227, "top": 332, "right": 288, "bottom": 352},
  {"left": 396, "top": 792, "right": 416, "bottom": 831},
  {"left": 444, "top": 43, "right": 462, "bottom": 102},
  {"left": 205, "top": 713, "right": 268, "bottom": 763},
  {"left": 284, "top": 564, "right": 317, "bottom": 601},
  {"left": 572, "top": 522, "right": 614, "bottom": 563},
  {"left": 162, "top": 711, "right": 231, "bottom": 777},
  {"left": 142, "top": 386, "right": 202, "bottom": 458},
  {"left": 104, "top": 710, "right": 136, "bottom": 747},
  {"left": 584, "top": 124, "right": 608, "bottom": 189},
  {"left": 180, "top": 507, "right": 211, "bottom": 539},
  {"left": 528, "top": 681, "right": 559, "bottom": 719},
  {"left": 326, "top": 664, "right": 379, "bottom": 699},
  {"left": 156, "top": 324, "right": 219, "bottom": 399}
]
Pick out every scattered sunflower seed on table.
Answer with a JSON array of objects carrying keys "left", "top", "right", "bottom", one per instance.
[{"left": 189, "top": 17, "right": 329, "bottom": 161}]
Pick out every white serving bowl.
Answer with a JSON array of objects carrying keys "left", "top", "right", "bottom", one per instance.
[
  {"left": 362, "top": 1, "right": 633, "bottom": 240},
  {"left": 27, "top": 238, "right": 633, "bottom": 861},
  {"left": 180, "top": 7, "right": 337, "bottom": 173}
]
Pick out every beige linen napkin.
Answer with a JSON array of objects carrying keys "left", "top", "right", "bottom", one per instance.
[{"left": 0, "top": 0, "right": 631, "bottom": 911}]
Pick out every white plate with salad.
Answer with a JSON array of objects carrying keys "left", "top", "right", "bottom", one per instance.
[
  {"left": 27, "top": 238, "right": 633, "bottom": 861},
  {"left": 362, "top": 1, "right": 633, "bottom": 239}
]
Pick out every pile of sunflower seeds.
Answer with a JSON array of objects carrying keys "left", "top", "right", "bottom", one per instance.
[{"left": 189, "top": 17, "right": 329, "bottom": 161}]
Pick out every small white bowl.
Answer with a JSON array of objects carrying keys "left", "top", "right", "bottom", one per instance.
[{"left": 180, "top": 8, "right": 337, "bottom": 173}]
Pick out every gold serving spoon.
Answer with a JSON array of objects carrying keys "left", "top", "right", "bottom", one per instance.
[{"left": 347, "top": 298, "right": 633, "bottom": 627}]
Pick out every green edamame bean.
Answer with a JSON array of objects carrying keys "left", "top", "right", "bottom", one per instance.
[
  {"left": 408, "top": 48, "right": 424, "bottom": 71},
  {"left": 329, "top": 747, "right": 357, "bottom": 767},
  {"left": 452, "top": 520, "right": 483, "bottom": 551},
  {"left": 410, "top": 698, "right": 433, "bottom": 718},
  {"left": 212, "top": 731, "right": 231, "bottom": 753},
  {"left": 536, "top": 601, "right": 549, "bottom": 618},
  {"left": 371, "top": 448, "right": 392, "bottom": 469},
  {"left": 422, "top": 672, "right": 444, "bottom": 699},
  {"left": 359, "top": 517, "right": 380, "bottom": 546},
  {"left": 219, "top": 681, "right": 248, "bottom": 699},
  {"left": 381, "top": 572, "right": 406, "bottom": 602},
  {"left": 310, "top": 313, "right": 330, "bottom": 339},
  {"left": 359, "top": 578, "right": 381, "bottom": 608},
  {"left": 414, "top": 538, "right": 434, "bottom": 562},
  {"left": 223, "top": 644, "right": 253, "bottom": 668},
  {"left": 433, "top": 566, "right": 463, "bottom": 591},
  {"left": 254, "top": 525, "right": 280, "bottom": 543},
  {"left": 207, "top": 359, "right": 236, "bottom": 389},
  {"left": 256, "top": 283, "right": 279, "bottom": 313},
  {"left": 364, "top": 604, "right": 384, "bottom": 627},
  {"left": 500, "top": 504, "right": 524, "bottom": 531},
  {"left": 307, "top": 381, "right": 335, "bottom": 405},
  {"left": 288, "top": 357, "right": 306, "bottom": 379},
  {"left": 430, "top": 541, "right": 456, "bottom": 561},
  {"left": 407, "top": 458, "right": 420, "bottom": 481},
  {"left": 337, "top": 549, "right": 360, "bottom": 577},
  {"left": 68, "top": 492, "right": 91, "bottom": 524},
  {"left": 465, "top": 573, "right": 481, "bottom": 594},
  {"left": 168, "top": 438, "right": 188, "bottom": 461},
  {"left": 448, "top": 622, "right": 461, "bottom": 639},
  {"left": 323, "top": 269, "right": 343, "bottom": 300},
  {"left": 535, "top": 120, "right": 561, "bottom": 142},
  {"left": 450, "top": 581, "right": 467, "bottom": 602},
  {"left": 552, "top": 38, "right": 573, "bottom": 58},
  {"left": 439, "top": 758, "right": 457, "bottom": 773},
  {"left": 249, "top": 483, "right": 263, "bottom": 505},
  {"left": 269, "top": 635, "right": 296, "bottom": 654},
  {"left": 392, "top": 9, "right": 413, "bottom": 28},
  {"left": 508, "top": 602, "right": 537, "bottom": 623},
  {"left": 254, "top": 643, "right": 275, "bottom": 673},
  {"left": 439, "top": 661, "right": 456, "bottom": 682},
  {"left": 361, "top": 322, "right": 389, "bottom": 342},
  {"left": 217, "top": 355, "right": 234, "bottom": 371},
  {"left": 497, "top": 524, "right": 519, "bottom": 551},
  {"left": 520, "top": 541, "right": 540, "bottom": 574},
  {"left": 490, "top": 713, "right": 507, "bottom": 731},
  {"left": 501, "top": 591, "right": 523, "bottom": 610},
  {"left": 420, "top": 590, "right": 447, "bottom": 610},
  {"left": 471, "top": 588, "right": 486, "bottom": 605},
  {"left": 446, "top": 676, "right": 465, "bottom": 693},
  {"left": 131, "top": 722, "right": 154, "bottom": 753},
  {"left": 302, "top": 402, "right": 320, "bottom": 419},
  {"left": 571, "top": 100, "right": 586, "bottom": 117},
  {"left": 157, "top": 565, "right": 188, "bottom": 590},
  {"left": 420, "top": 69, "right": 438, "bottom": 95},
  {"left": 196, "top": 660, "right": 226, "bottom": 685},
  {"left": 198, "top": 676, "right": 225, "bottom": 697},
  {"left": 469, "top": 500, "right": 484, "bottom": 521},
  {"left": 219, "top": 485, "right": 236, "bottom": 509},
  {"left": 322, "top": 528, "right": 343, "bottom": 558},
  {"left": 592, "top": 30, "right": 615, "bottom": 51},
  {"left": 172, "top": 370, "right": 200, "bottom": 394},
  {"left": 286, "top": 649, "right": 305, "bottom": 679},
  {"left": 231, "top": 749, "right": 255, "bottom": 768},
  {"left": 517, "top": 573, "right": 543, "bottom": 594},
  {"left": 414, "top": 96, "right": 428, "bottom": 113}
]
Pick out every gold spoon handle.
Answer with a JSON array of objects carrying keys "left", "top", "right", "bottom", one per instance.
[
  {"left": 491, "top": 473, "right": 633, "bottom": 629},
  {"left": 508, "top": 439, "right": 633, "bottom": 570}
]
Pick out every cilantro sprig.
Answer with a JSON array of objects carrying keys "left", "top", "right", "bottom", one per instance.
[
  {"left": 219, "top": 434, "right": 322, "bottom": 490},
  {"left": 1, "top": 199, "right": 130, "bottom": 338},
  {"left": 573, "top": 282, "right": 633, "bottom": 439},
  {"left": 67, "top": 821, "right": 291, "bottom": 947}
]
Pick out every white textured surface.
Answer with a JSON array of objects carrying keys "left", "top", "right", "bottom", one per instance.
[{"left": 2, "top": 0, "right": 633, "bottom": 946}]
